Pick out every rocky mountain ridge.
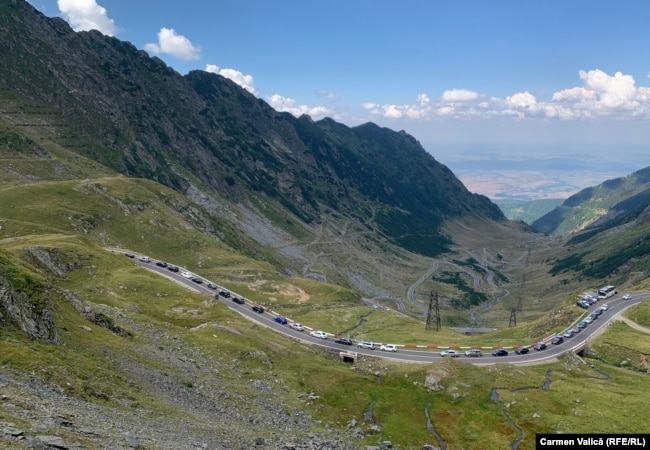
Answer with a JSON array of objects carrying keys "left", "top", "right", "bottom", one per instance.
[
  {"left": 533, "top": 166, "right": 650, "bottom": 236},
  {"left": 0, "top": 0, "right": 502, "bottom": 269}
]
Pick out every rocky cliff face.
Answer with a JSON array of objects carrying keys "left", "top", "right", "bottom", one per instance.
[
  {"left": 0, "top": 274, "right": 59, "bottom": 342},
  {"left": 0, "top": 0, "right": 503, "bottom": 261}
]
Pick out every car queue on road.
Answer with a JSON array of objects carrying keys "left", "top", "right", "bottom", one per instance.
[{"left": 128, "top": 252, "right": 642, "bottom": 364}]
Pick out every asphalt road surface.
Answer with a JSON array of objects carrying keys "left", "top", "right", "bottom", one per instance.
[{"left": 128, "top": 253, "right": 647, "bottom": 365}]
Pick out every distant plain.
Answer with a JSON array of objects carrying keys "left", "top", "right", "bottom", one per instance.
[{"left": 434, "top": 146, "right": 646, "bottom": 201}]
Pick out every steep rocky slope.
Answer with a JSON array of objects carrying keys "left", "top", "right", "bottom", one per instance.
[{"left": 0, "top": 0, "right": 502, "bottom": 268}]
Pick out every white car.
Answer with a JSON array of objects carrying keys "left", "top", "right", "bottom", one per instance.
[
  {"left": 380, "top": 344, "right": 397, "bottom": 352},
  {"left": 138, "top": 256, "right": 151, "bottom": 263},
  {"left": 622, "top": 294, "right": 632, "bottom": 300},
  {"left": 180, "top": 271, "right": 193, "bottom": 279},
  {"left": 600, "top": 304, "right": 609, "bottom": 311},
  {"left": 289, "top": 322, "right": 305, "bottom": 332},
  {"left": 440, "top": 349, "right": 460, "bottom": 357},
  {"left": 309, "top": 330, "right": 328, "bottom": 339},
  {"left": 357, "top": 341, "right": 375, "bottom": 350}
]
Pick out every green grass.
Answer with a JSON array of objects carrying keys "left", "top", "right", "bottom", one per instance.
[
  {"left": 621, "top": 298, "right": 650, "bottom": 328},
  {"left": 2, "top": 170, "right": 650, "bottom": 448},
  {"left": 2, "top": 232, "right": 650, "bottom": 448}
]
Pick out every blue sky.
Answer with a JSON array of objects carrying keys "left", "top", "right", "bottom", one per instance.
[{"left": 28, "top": 0, "right": 650, "bottom": 192}]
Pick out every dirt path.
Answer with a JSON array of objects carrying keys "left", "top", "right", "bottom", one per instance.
[{"left": 614, "top": 317, "right": 650, "bottom": 334}]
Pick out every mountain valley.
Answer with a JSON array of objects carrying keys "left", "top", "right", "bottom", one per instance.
[{"left": 1, "top": 1, "right": 650, "bottom": 448}]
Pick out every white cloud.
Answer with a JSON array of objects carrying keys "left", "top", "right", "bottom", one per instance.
[
  {"left": 267, "top": 94, "right": 332, "bottom": 119},
  {"left": 361, "top": 69, "right": 650, "bottom": 122},
  {"left": 417, "top": 93, "right": 430, "bottom": 105},
  {"left": 316, "top": 90, "right": 340, "bottom": 100},
  {"left": 205, "top": 64, "right": 257, "bottom": 95},
  {"left": 506, "top": 91, "right": 537, "bottom": 108},
  {"left": 145, "top": 28, "right": 200, "bottom": 61},
  {"left": 580, "top": 69, "right": 638, "bottom": 112},
  {"left": 549, "top": 69, "right": 649, "bottom": 118},
  {"left": 57, "top": 0, "right": 116, "bottom": 36},
  {"left": 552, "top": 87, "right": 595, "bottom": 102},
  {"left": 440, "top": 89, "right": 479, "bottom": 103}
]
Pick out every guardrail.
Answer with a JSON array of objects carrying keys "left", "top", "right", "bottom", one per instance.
[{"left": 126, "top": 251, "right": 644, "bottom": 360}]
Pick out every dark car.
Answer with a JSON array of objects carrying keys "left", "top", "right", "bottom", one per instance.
[
  {"left": 515, "top": 347, "right": 529, "bottom": 355},
  {"left": 592, "top": 308, "right": 603, "bottom": 317},
  {"left": 252, "top": 305, "right": 265, "bottom": 313},
  {"left": 534, "top": 342, "right": 547, "bottom": 351},
  {"left": 492, "top": 349, "right": 508, "bottom": 357},
  {"left": 156, "top": 261, "right": 168, "bottom": 268},
  {"left": 124, "top": 253, "right": 135, "bottom": 258},
  {"left": 167, "top": 265, "right": 179, "bottom": 272},
  {"left": 576, "top": 300, "right": 589, "bottom": 309},
  {"left": 231, "top": 296, "right": 245, "bottom": 305},
  {"left": 551, "top": 336, "right": 564, "bottom": 345},
  {"left": 577, "top": 321, "right": 588, "bottom": 329},
  {"left": 206, "top": 282, "right": 218, "bottom": 290},
  {"left": 274, "top": 316, "right": 288, "bottom": 325},
  {"left": 219, "top": 291, "right": 231, "bottom": 298},
  {"left": 334, "top": 337, "right": 353, "bottom": 345},
  {"left": 191, "top": 276, "right": 203, "bottom": 284}
]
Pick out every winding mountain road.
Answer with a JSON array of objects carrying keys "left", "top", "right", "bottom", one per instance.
[{"left": 125, "top": 251, "right": 648, "bottom": 366}]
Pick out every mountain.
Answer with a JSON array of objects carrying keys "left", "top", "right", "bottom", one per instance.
[
  {"left": 549, "top": 197, "right": 650, "bottom": 282},
  {"left": 4, "top": 2, "right": 650, "bottom": 447},
  {"left": 532, "top": 166, "right": 650, "bottom": 236},
  {"left": 0, "top": 0, "right": 502, "bottom": 271}
]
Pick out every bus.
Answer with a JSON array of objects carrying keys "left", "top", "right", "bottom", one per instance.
[{"left": 598, "top": 285, "right": 617, "bottom": 299}]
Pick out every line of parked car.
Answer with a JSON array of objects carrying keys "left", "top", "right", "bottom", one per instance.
[
  {"left": 128, "top": 252, "right": 626, "bottom": 359},
  {"left": 576, "top": 294, "right": 599, "bottom": 309}
]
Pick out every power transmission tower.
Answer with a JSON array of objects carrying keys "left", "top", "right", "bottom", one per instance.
[
  {"left": 517, "top": 296, "right": 523, "bottom": 312},
  {"left": 509, "top": 307, "right": 517, "bottom": 327},
  {"left": 434, "top": 293, "right": 441, "bottom": 331},
  {"left": 425, "top": 291, "right": 441, "bottom": 331}
]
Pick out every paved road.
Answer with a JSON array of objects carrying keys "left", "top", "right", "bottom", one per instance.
[{"left": 126, "top": 253, "right": 647, "bottom": 366}]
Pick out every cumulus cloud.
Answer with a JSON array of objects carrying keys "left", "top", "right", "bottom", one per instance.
[
  {"left": 205, "top": 64, "right": 257, "bottom": 94},
  {"left": 57, "top": 0, "right": 116, "bottom": 35},
  {"left": 506, "top": 91, "right": 537, "bottom": 108},
  {"left": 362, "top": 69, "right": 650, "bottom": 122},
  {"left": 267, "top": 94, "right": 332, "bottom": 119},
  {"left": 548, "top": 69, "right": 649, "bottom": 118},
  {"left": 440, "top": 89, "right": 479, "bottom": 103},
  {"left": 145, "top": 28, "right": 200, "bottom": 61}
]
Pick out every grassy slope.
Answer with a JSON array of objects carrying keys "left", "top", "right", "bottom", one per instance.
[
  {"left": 2, "top": 236, "right": 650, "bottom": 449},
  {"left": 2, "top": 193, "right": 650, "bottom": 448},
  {"left": 2, "top": 123, "right": 650, "bottom": 447},
  {"left": 495, "top": 198, "right": 563, "bottom": 225}
]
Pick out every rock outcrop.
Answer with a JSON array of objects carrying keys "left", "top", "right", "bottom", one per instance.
[{"left": 0, "top": 273, "right": 59, "bottom": 342}]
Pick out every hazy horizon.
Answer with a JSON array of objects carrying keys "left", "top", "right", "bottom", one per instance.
[{"left": 431, "top": 143, "right": 647, "bottom": 201}]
